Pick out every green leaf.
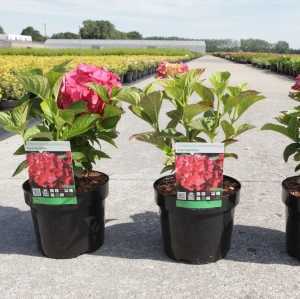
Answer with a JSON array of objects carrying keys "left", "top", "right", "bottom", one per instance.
[
  {"left": 0, "top": 101, "right": 30, "bottom": 134},
  {"left": 236, "top": 123, "right": 255, "bottom": 136},
  {"left": 72, "top": 151, "right": 86, "bottom": 161},
  {"left": 224, "top": 152, "right": 238, "bottom": 159},
  {"left": 65, "top": 101, "right": 88, "bottom": 114},
  {"left": 262, "top": 123, "right": 296, "bottom": 141},
  {"left": 14, "top": 145, "right": 26, "bottom": 155},
  {"left": 96, "top": 150, "right": 110, "bottom": 159},
  {"left": 193, "top": 82, "right": 214, "bottom": 104},
  {"left": 287, "top": 116, "right": 299, "bottom": 141},
  {"left": 12, "top": 160, "right": 28, "bottom": 177},
  {"left": 222, "top": 138, "right": 238, "bottom": 146},
  {"left": 224, "top": 95, "right": 239, "bottom": 114},
  {"left": 283, "top": 143, "right": 300, "bottom": 162},
  {"left": 0, "top": 111, "right": 18, "bottom": 133},
  {"left": 24, "top": 125, "right": 54, "bottom": 141},
  {"left": 62, "top": 114, "right": 99, "bottom": 140},
  {"left": 166, "top": 109, "right": 183, "bottom": 128},
  {"left": 183, "top": 102, "right": 211, "bottom": 121},
  {"left": 139, "top": 91, "right": 163, "bottom": 126},
  {"left": 295, "top": 164, "right": 300, "bottom": 172},
  {"left": 131, "top": 131, "right": 168, "bottom": 151},
  {"left": 160, "top": 165, "right": 174, "bottom": 174},
  {"left": 294, "top": 152, "right": 300, "bottom": 162},
  {"left": 89, "top": 84, "right": 110, "bottom": 103},
  {"left": 209, "top": 71, "right": 230, "bottom": 95},
  {"left": 116, "top": 87, "right": 140, "bottom": 105},
  {"left": 40, "top": 101, "right": 55, "bottom": 122},
  {"left": 221, "top": 120, "right": 235, "bottom": 139},
  {"left": 237, "top": 91, "right": 265, "bottom": 119},
  {"left": 59, "top": 110, "right": 75, "bottom": 125},
  {"left": 101, "top": 105, "right": 122, "bottom": 129},
  {"left": 17, "top": 73, "right": 51, "bottom": 100}
]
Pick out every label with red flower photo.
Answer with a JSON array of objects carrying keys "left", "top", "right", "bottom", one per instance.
[
  {"left": 175, "top": 143, "right": 224, "bottom": 209},
  {"left": 25, "top": 141, "right": 77, "bottom": 205}
]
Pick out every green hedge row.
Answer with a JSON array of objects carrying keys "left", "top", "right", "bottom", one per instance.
[
  {"left": 0, "top": 47, "right": 201, "bottom": 58},
  {"left": 215, "top": 52, "right": 300, "bottom": 77}
]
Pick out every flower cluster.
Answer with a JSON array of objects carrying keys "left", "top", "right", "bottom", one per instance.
[
  {"left": 156, "top": 62, "right": 189, "bottom": 78},
  {"left": 292, "top": 75, "right": 300, "bottom": 91},
  {"left": 27, "top": 152, "right": 74, "bottom": 188},
  {"left": 58, "top": 64, "right": 122, "bottom": 113},
  {"left": 176, "top": 154, "right": 224, "bottom": 191}
]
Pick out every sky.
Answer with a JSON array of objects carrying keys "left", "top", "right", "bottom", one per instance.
[{"left": 0, "top": 0, "right": 299, "bottom": 48}]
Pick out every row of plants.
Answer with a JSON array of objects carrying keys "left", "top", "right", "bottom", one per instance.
[
  {"left": 0, "top": 47, "right": 200, "bottom": 58},
  {"left": 2, "top": 60, "right": 300, "bottom": 264},
  {"left": 0, "top": 61, "right": 264, "bottom": 262},
  {"left": 214, "top": 52, "right": 300, "bottom": 77},
  {"left": 0, "top": 54, "right": 197, "bottom": 109}
]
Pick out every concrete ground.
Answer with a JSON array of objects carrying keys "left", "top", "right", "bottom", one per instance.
[{"left": 0, "top": 55, "right": 299, "bottom": 298}]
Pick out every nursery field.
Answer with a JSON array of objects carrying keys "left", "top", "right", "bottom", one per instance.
[
  {"left": 1, "top": 55, "right": 300, "bottom": 298},
  {"left": 0, "top": 48, "right": 199, "bottom": 101},
  {"left": 215, "top": 52, "right": 300, "bottom": 77}
]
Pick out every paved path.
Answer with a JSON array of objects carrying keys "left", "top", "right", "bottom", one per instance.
[{"left": 0, "top": 56, "right": 299, "bottom": 298}]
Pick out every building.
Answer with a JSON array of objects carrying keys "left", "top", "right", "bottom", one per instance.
[
  {"left": 0, "top": 34, "right": 32, "bottom": 42},
  {"left": 0, "top": 34, "right": 45, "bottom": 48},
  {"left": 45, "top": 39, "right": 206, "bottom": 52}
]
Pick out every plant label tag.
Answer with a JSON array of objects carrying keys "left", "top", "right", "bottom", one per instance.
[
  {"left": 25, "top": 141, "right": 77, "bottom": 205},
  {"left": 175, "top": 143, "right": 224, "bottom": 209}
]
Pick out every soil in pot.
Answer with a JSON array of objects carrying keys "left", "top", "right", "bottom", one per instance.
[
  {"left": 23, "top": 171, "right": 109, "bottom": 259},
  {"left": 282, "top": 176, "right": 300, "bottom": 260},
  {"left": 154, "top": 174, "right": 240, "bottom": 264}
]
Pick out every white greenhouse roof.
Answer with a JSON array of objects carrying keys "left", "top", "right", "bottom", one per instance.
[{"left": 45, "top": 39, "right": 206, "bottom": 52}]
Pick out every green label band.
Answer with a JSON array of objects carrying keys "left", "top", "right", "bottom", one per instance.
[
  {"left": 176, "top": 200, "right": 222, "bottom": 209},
  {"left": 32, "top": 197, "right": 77, "bottom": 205}
]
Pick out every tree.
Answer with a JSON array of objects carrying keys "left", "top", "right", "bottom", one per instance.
[
  {"left": 80, "top": 20, "right": 118, "bottom": 39},
  {"left": 51, "top": 32, "right": 79, "bottom": 39},
  {"left": 21, "top": 26, "right": 45, "bottom": 42},
  {"left": 241, "top": 39, "right": 272, "bottom": 52},
  {"left": 127, "top": 31, "right": 143, "bottom": 40},
  {"left": 0, "top": 26, "right": 4, "bottom": 34},
  {"left": 274, "top": 41, "right": 289, "bottom": 53},
  {"left": 205, "top": 39, "right": 240, "bottom": 52}
]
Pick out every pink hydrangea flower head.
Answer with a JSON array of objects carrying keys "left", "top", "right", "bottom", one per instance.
[
  {"left": 156, "top": 62, "right": 189, "bottom": 79},
  {"left": 292, "top": 75, "right": 300, "bottom": 91},
  {"left": 58, "top": 64, "right": 122, "bottom": 113}
]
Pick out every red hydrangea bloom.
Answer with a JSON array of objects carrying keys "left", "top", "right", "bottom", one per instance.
[
  {"left": 292, "top": 75, "right": 300, "bottom": 91},
  {"left": 176, "top": 154, "right": 224, "bottom": 191},
  {"left": 27, "top": 152, "right": 74, "bottom": 188},
  {"left": 58, "top": 64, "right": 122, "bottom": 113},
  {"left": 156, "top": 62, "right": 189, "bottom": 78}
]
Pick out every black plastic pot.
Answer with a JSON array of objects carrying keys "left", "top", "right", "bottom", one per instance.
[
  {"left": 124, "top": 71, "right": 133, "bottom": 83},
  {"left": 154, "top": 175, "right": 241, "bottom": 264},
  {"left": 138, "top": 70, "right": 143, "bottom": 79},
  {"left": 119, "top": 74, "right": 125, "bottom": 84},
  {"left": 23, "top": 173, "right": 109, "bottom": 259},
  {"left": 0, "top": 99, "right": 18, "bottom": 111},
  {"left": 282, "top": 176, "right": 300, "bottom": 260},
  {"left": 132, "top": 70, "right": 138, "bottom": 81}
]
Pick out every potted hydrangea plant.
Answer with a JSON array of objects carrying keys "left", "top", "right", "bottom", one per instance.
[
  {"left": 262, "top": 76, "right": 300, "bottom": 260},
  {"left": 120, "top": 68, "right": 264, "bottom": 263},
  {"left": 0, "top": 63, "right": 126, "bottom": 259}
]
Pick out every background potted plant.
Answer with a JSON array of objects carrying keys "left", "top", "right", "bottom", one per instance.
[
  {"left": 0, "top": 72, "right": 24, "bottom": 111},
  {"left": 120, "top": 68, "right": 264, "bottom": 264},
  {"left": 262, "top": 76, "right": 300, "bottom": 260},
  {"left": 0, "top": 62, "right": 125, "bottom": 259}
]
